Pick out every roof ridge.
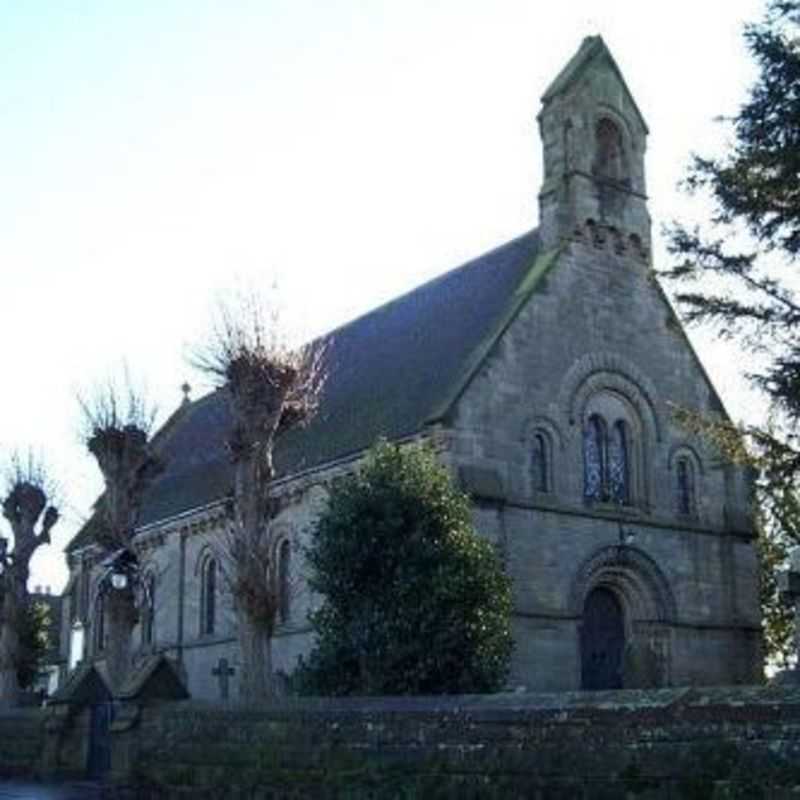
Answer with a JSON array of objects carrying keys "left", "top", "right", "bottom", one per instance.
[
  {"left": 67, "top": 228, "right": 543, "bottom": 549},
  {"left": 314, "top": 229, "right": 539, "bottom": 346}
]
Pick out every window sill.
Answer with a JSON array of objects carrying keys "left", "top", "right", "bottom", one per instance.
[{"left": 584, "top": 501, "right": 643, "bottom": 518}]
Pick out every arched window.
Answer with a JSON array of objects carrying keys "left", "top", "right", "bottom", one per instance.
[
  {"left": 676, "top": 457, "right": 695, "bottom": 516},
  {"left": 531, "top": 432, "right": 549, "bottom": 493},
  {"left": 142, "top": 573, "right": 156, "bottom": 646},
  {"left": 94, "top": 594, "right": 106, "bottom": 654},
  {"left": 278, "top": 539, "right": 291, "bottom": 623},
  {"left": 583, "top": 414, "right": 606, "bottom": 501},
  {"left": 584, "top": 414, "right": 633, "bottom": 506},
  {"left": 609, "top": 420, "right": 630, "bottom": 505},
  {"left": 594, "top": 118, "right": 626, "bottom": 182},
  {"left": 200, "top": 556, "right": 217, "bottom": 636}
]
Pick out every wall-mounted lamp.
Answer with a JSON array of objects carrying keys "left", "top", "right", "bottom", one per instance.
[
  {"left": 619, "top": 524, "right": 636, "bottom": 547},
  {"left": 110, "top": 571, "right": 128, "bottom": 591},
  {"left": 100, "top": 547, "right": 138, "bottom": 593}
]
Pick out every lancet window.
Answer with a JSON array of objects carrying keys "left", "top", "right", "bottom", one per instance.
[
  {"left": 278, "top": 539, "right": 291, "bottom": 623},
  {"left": 200, "top": 555, "right": 217, "bottom": 636},
  {"left": 531, "top": 432, "right": 550, "bottom": 493},
  {"left": 94, "top": 594, "right": 106, "bottom": 654},
  {"left": 676, "top": 457, "right": 695, "bottom": 516},
  {"left": 142, "top": 572, "right": 156, "bottom": 646}
]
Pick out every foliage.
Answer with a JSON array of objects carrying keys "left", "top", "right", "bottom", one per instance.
[
  {"left": 758, "top": 468, "right": 800, "bottom": 667},
  {"left": 660, "top": 1, "right": 800, "bottom": 664},
  {"left": 294, "top": 440, "right": 513, "bottom": 696},
  {"left": 15, "top": 601, "right": 50, "bottom": 691}
]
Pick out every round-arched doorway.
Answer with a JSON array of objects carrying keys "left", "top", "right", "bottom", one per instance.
[
  {"left": 571, "top": 545, "right": 678, "bottom": 691},
  {"left": 580, "top": 587, "right": 625, "bottom": 690}
]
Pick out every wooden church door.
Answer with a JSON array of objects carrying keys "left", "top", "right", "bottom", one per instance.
[{"left": 580, "top": 587, "right": 625, "bottom": 690}]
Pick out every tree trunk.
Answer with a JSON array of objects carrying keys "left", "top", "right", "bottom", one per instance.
[
  {"left": 0, "top": 595, "right": 20, "bottom": 707},
  {"left": 237, "top": 610, "right": 275, "bottom": 702},
  {"left": 0, "top": 629, "right": 19, "bottom": 707},
  {"left": 104, "top": 589, "right": 137, "bottom": 691}
]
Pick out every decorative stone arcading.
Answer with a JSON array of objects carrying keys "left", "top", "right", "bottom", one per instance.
[{"left": 573, "top": 218, "right": 650, "bottom": 263}]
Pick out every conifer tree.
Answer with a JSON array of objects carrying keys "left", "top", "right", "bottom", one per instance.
[{"left": 661, "top": 1, "right": 800, "bottom": 662}]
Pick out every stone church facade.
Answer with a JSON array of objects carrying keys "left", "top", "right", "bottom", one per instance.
[{"left": 60, "top": 37, "right": 762, "bottom": 700}]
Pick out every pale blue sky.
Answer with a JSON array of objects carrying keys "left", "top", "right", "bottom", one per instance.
[{"left": 0, "top": 0, "right": 765, "bottom": 590}]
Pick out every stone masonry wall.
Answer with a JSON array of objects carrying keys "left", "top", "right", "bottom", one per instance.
[
  {"left": 103, "top": 686, "right": 800, "bottom": 797},
  {"left": 444, "top": 236, "right": 761, "bottom": 690},
  {"left": 0, "top": 708, "right": 45, "bottom": 779},
  {"left": 9, "top": 686, "right": 800, "bottom": 796}
]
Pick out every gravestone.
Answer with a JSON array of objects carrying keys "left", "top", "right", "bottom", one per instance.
[
  {"left": 212, "top": 657, "right": 235, "bottom": 701},
  {"left": 775, "top": 548, "right": 800, "bottom": 684}
]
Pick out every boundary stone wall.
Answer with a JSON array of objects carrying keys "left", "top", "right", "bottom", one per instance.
[
  {"left": 7, "top": 686, "right": 800, "bottom": 797},
  {"left": 121, "top": 686, "right": 800, "bottom": 798},
  {"left": 0, "top": 708, "right": 46, "bottom": 778}
]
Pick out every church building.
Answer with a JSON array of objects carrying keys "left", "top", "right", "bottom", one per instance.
[{"left": 61, "top": 36, "right": 762, "bottom": 699}]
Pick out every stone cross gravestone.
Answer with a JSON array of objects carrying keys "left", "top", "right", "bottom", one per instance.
[
  {"left": 212, "top": 657, "right": 235, "bottom": 700},
  {"left": 776, "top": 548, "right": 800, "bottom": 683}
]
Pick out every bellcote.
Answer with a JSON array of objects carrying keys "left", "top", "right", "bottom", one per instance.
[{"left": 537, "top": 36, "right": 651, "bottom": 260}]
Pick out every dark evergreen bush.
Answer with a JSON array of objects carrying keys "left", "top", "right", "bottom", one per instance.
[{"left": 294, "top": 440, "right": 513, "bottom": 695}]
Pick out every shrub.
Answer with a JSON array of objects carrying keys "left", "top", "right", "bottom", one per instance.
[{"left": 294, "top": 440, "right": 513, "bottom": 695}]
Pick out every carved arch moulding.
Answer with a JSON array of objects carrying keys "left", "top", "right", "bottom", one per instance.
[
  {"left": 520, "top": 415, "right": 565, "bottom": 452},
  {"left": 557, "top": 352, "right": 663, "bottom": 444},
  {"left": 568, "top": 544, "right": 678, "bottom": 625}
]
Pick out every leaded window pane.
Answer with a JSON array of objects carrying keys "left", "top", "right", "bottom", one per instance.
[
  {"left": 532, "top": 433, "right": 548, "bottom": 492},
  {"left": 609, "top": 420, "right": 629, "bottom": 505},
  {"left": 584, "top": 416, "right": 605, "bottom": 501}
]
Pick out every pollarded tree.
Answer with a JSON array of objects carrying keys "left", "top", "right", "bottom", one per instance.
[
  {"left": 0, "top": 453, "right": 58, "bottom": 704},
  {"left": 79, "top": 382, "right": 160, "bottom": 690},
  {"left": 192, "top": 293, "right": 325, "bottom": 701},
  {"left": 659, "top": 1, "right": 800, "bottom": 663},
  {"left": 295, "top": 440, "right": 514, "bottom": 696}
]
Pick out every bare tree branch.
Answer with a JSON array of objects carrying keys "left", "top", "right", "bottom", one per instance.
[{"left": 191, "top": 289, "right": 327, "bottom": 701}]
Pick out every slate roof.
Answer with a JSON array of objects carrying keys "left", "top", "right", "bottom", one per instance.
[{"left": 68, "top": 229, "right": 550, "bottom": 551}]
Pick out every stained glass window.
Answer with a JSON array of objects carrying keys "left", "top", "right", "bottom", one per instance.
[
  {"left": 609, "top": 420, "right": 630, "bottom": 505},
  {"left": 676, "top": 457, "right": 694, "bottom": 515},
  {"left": 532, "top": 433, "right": 549, "bottom": 493},
  {"left": 584, "top": 415, "right": 606, "bottom": 501}
]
